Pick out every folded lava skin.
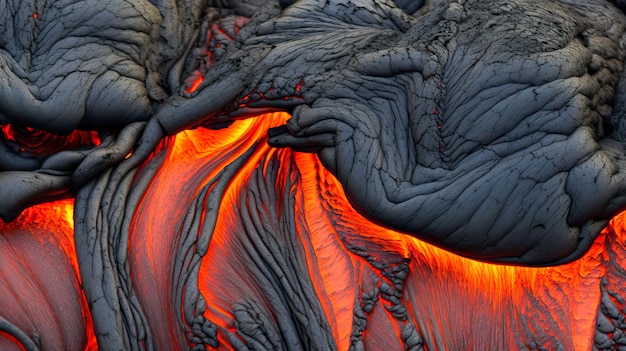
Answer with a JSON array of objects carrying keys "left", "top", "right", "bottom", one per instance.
[{"left": 2, "top": 0, "right": 626, "bottom": 350}]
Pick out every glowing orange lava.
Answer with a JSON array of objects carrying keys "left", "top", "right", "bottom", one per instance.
[
  {"left": 0, "top": 124, "right": 100, "bottom": 156},
  {"left": 0, "top": 200, "right": 96, "bottom": 350},
  {"left": 189, "top": 113, "right": 626, "bottom": 350},
  {"left": 185, "top": 72, "right": 205, "bottom": 94},
  {"left": 3, "top": 112, "right": 626, "bottom": 350}
]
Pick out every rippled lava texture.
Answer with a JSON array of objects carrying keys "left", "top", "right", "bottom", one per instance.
[{"left": 3, "top": 0, "right": 626, "bottom": 350}]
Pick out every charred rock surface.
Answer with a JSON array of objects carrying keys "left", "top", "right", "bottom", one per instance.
[{"left": 238, "top": 0, "right": 626, "bottom": 265}]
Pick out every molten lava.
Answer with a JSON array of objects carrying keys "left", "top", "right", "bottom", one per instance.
[
  {"left": 128, "top": 112, "right": 626, "bottom": 350},
  {"left": 0, "top": 124, "right": 100, "bottom": 156},
  {"left": 3, "top": 112, "right": 626, "bottom": 350},
  {"left": 0, "top": 200, "right": 97, "bottom": 350}
]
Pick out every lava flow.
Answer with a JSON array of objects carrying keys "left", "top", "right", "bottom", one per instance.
[{"left": 2, "top": 112, "right": 625, "bottom": 350}]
